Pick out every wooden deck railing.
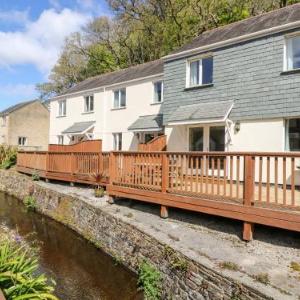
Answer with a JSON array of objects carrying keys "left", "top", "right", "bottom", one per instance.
[
  {"left": 17, "top": 150, "right": 300, "bottom": 240},
  {"left": 17, "top": 151, "right": 109, "bottom": 185}
]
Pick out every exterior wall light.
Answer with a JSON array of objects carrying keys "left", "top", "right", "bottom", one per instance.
[{"left": 234, "top": 121, "right": 240, "bottom": 133}]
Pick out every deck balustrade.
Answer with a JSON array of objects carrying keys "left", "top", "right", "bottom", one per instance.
[{"left": 17, "top": 150, "right": 300, "bottom": 240}]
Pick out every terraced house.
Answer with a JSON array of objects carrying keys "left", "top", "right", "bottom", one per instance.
[
  {"left": 0, "top": 100, "right": 49, "bottom": 150},
  {"left": 49, "top": 60, "right": 164, "bottom": 151},
  {"left": 163, "top": 4, "right": 300, "bottom": 154}
]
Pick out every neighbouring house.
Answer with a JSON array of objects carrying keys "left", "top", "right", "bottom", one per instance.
[
  {"left": 0, "top": 100, "right": 50, "bottom": 150},
  {"left": 163, "top": 4, "right": 300, "bottom": 155},
  {"left": 49, "top": 60, "right": 164, "bottom": 151}
]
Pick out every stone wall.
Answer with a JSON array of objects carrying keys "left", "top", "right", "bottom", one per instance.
[{"left": 0, "top": 170, "right": 271, "bottom": 300}]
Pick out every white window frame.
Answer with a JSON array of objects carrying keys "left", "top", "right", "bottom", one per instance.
[
  {"left": 113, "top": 133, "right": 122, "bottom": 150},
  {"left": 18, "top": 136, "right": 27, "bottom": 146},
  {"left": 58, "top": 100, "right": 66, "bottom": 117},
  {"left": 153, "top": 81, "right": 163, "bottom": 103},
  {"left": 186, "top": 55, "right": 213, "bottom": 88},
  {"left": 284, "top": 33, "right": 300, "bottom": 71},
  {"left": 113, "top": 89, "right": 126, "bottom": 109},
  {"left": 84, "top": 95, "right": 94, "bottom": 113},
  {"left": 57, "top": 135, "right": 64, "bottom": 145}
]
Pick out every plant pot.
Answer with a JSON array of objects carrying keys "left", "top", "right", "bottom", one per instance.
[{"left": 94, "top": 187, "right": 105, "bottom": 198}]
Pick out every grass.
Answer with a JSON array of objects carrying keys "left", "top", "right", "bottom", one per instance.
[
  {"left": 138, "top": 261, "right": 162, "bottom": 300},
  {"left": 254, "top": 273, "right": 270, "bottom": 285},
  {"left": 219, "top": 261, "right": 240, "bottom": 271},
  {"left": 290, "top": 262, "right": 300, "bottom": 272},
  {"left": 23, "top": 196, "right": 37, "bottom": 211},
  {"left": 0, "top": 146, "right": 17, "bottom": 170},
  {"left": 0, "top": 229, "right": 58, "bottom": 300}
]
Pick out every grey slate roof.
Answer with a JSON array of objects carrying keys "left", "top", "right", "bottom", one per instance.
[
  {"left": 128, "top": 114, "right": 163, "bottom": 131},
  {"left": 170, "top": 3, "right": 300, "bottom": 56},
  {"left": 57, "top": 59, "right": 164, "bottom": 97},
  {"left": 0, "top": 100, "right": 38, "bottom": 116},
  {"left": 62, "top": 121, "right": 96, "bottom": 134},
  {"left": 168, "top": 101, "right": 233, "bottom": 124}
]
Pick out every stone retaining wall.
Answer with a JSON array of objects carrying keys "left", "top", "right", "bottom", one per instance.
[{"left": 0, "top": 170, "right": 272, "bottom": 300}]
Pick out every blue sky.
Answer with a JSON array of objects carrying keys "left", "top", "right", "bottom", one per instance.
[{"left": 0, "top": 0, "right": 109, "bottom": 111}]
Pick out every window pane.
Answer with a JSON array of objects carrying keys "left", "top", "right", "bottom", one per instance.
[
  {"left": 288, "top": 119, "right": 300, "bottom": 151},
  {"left": 118, "top": 133, "right": 122, "bottom": 150},
  {"left": 84, "top": 97, "right": 89, "bottom": 111},
  {"left": 189, "top": 127, "right": 203, "bottom": 151},
  {"left": 114, "top": 91, "right": 119, "bottom": 108},
  {"left": 209, "top": 126, "right": 225, "bottom": 151},
  {"left": 189, "top": 61, "right": 199, "bottom": 86},
  {"left": 120, "top": 89, "right": 126, "bottom": 107},
  {"left": 292, "top": 36, "right": 300, "bottom": 70},
  {"left": 154, "top": 82, "right": 162, "bottom": 102},
  {"left": 202, "top": 57, "right": 213, "bottom": 84},
  {"left": 90, "top": 96, "right": 94, "bottom": 111}
]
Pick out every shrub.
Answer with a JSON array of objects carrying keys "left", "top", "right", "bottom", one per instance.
[
  {"left": 138, "top": 261, "right": 162, "bottom": 300},
  {"left": 0, "top": 146, "right": 17, "bottom": 170},
  {"left": 23, "top": 196, "right": 37, "bottom": 211},
  {"left": 219, "top": 261, "right": 240, "bottom": 271},
  {"left": 32, "top": 172, "right": 40, "bottom": 181},
  {"left": 0, "top": 240, "right": 58, "bottom": 300},
  {"left": 254, "top": 273, "right": 270, "bottom": 285},
  {"left": 94, "top": 187, "right": 105, "bottom": 198}
]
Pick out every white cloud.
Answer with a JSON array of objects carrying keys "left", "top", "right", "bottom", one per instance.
[
  {"left": 0, "top": 8, "right": 91, "bottom": 75},
  {"left": 0, "top": 83, "right": 37, "bottom": 98},
  {"left": 0, "top": 9, "right": 30, "bottom": 25}
]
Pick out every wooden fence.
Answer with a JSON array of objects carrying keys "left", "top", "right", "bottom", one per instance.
[
  {"left": 17, "top": 150, "right": 300, "bottom": 240},
  {"left": 138, "top": 135, "right": 167, "bottom": 151}
]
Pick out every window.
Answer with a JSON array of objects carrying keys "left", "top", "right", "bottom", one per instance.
[
  {"left": 153, "top": 81, "right": 163, "bottom": 103},
  {"left": 189, "top": 127, "right": 204, "bottom": 151},
  {"left": 18, "top": 137, "right": 27, "bottom": 146},
  {"left": 1, "top": 117, "right": 6, "bottom": 127},
  {"left": 113, "top": 133, "right": 122, "bottom": 150},
  {"left": 84, "top": 95, "right": 94, "bottom": 112},
  {"left": 58, "top": 100, "right": 66, "bottom": 117},
  {"left": 58, "top": 135, "right": 64, "bottom": 145},
  {"left": 286, "top": 119, "right": 300, "bottom": 151},
  {"left": 285, "top": 35, "right": 300, "bottom": 71},
  {"left": 113, "top": 89, "right": 126, "bottom": 109},
  {"left": 188, "top": 56, "right": 213, "bottom": 87}
]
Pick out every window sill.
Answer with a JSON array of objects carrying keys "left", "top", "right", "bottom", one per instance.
[
  {"left": 280, "top": 69, "right": 300, "bottom": 75},
  {"left": 111, "top": 107, "right": 126, "bottom": 111},
  {"left": 184, "top": 83, "right": 214, "bottom": 91},
  {"left": 82, "top": 111, "right": 94, "bottom": 115},
  {"left": 150, "top": 102, "right": 163, "bottom": 106},
  {"left": 56, "top": 115, "right": 66, "bottom": 118}
]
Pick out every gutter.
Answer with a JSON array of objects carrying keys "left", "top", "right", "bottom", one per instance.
[
  {"left": 51, "top": 73, "right": 164, "bottom": 101},
  {"left": 163, "top": 21, "right": 300, "bottom": 61}
]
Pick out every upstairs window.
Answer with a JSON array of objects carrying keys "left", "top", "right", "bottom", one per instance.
[
  {"left": 286, "top": 119, "right": 300, "bottom": 151},
  {"left": 18, "top": 137, "right": 27, "bottom": 146},
  {"left": 58, "top": 100, "right": 66, "bottom": 117},
  {"left": 285, "top": 35, "right": 300, "bottom": 71},
  {"left": 113, "top": 133, "right": 122, "bottom": 150},
  {"left": 188, "top": 56, "right": 213, "bottom": 87},
  {"left": 84, "top": 95, "right": 94, "bottom": 112},
  {"left": 1, "top": 117, "right": 6, "bottom": 127},
  {"left": 113, "top": 89, "right": 126, "bottom": 109},
  {"left": 153, "top": 81, "right": 163, "bottom": 103}
]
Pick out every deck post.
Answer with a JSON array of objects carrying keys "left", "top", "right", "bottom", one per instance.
[
  {"left": 161, "top": 153, "right": 169, "bottom": 218},
  {"left": 243, "top": 155, "right": 255, "bottom": 241},
  {"left": 160, "top": 205, "right": 169, "bottom": 219}
]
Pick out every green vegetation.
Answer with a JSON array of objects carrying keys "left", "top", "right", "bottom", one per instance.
[
  {"left": 219, "top": 261, "right": 240, "bottom": 271},
  {"left": 37, "top": 0, "right": 299, "bottom": 98},
  {"left": 254, "top": 273, "right": 270, "bottom": 285},
  {"left": 23, "top": 196, "right": 37, "bottom": 211},
  {"left": 290, "top": 261, "right": 300, "bottom": 272},
  {"left": 32, "top": 172, "right": 40, "bottom": 181},
  {"left": 163, "top": 245, "right": 189, "bottom": 273},
  {"left": 94, "top": 187, "right": 105, "bottom": 198},
  {"left": 0, "top": 231, "right": 58, "bottom": 300},
  {"left": 138, "top": 261, "right": 162, "bottom": 300},
  {"left": 0, "top": 146, "right": 17, "bottom": 170}
]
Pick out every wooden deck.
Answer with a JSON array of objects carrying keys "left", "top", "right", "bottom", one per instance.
[{"left": 17, "top": 149, "right": 300, "bottom": 241}]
